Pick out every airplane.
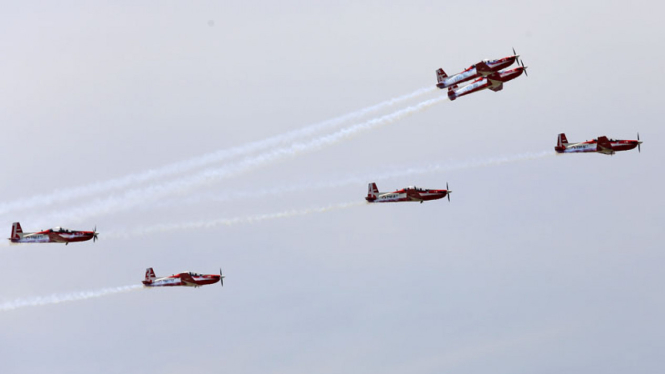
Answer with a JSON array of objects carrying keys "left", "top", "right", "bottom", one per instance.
[
  {"left": 142, "top": 267, "right": 225, "bottom": 288},
  {"left": 555, "top": 133, "right": 642, "bottom": 155},
  {"left": 8, "top": 222, "right": 99, "bottom": 245},
  {"left": 447, "top": 60, "right": 528, "bottom": 101},
  {"left": 436, "top": 48, "right": 521, "bottom": 89},
  {"left": 366, "top": 183, "right": 451, "bottom": 204}
]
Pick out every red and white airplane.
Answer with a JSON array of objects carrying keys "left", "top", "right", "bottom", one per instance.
[
  {"left": 142, "top": 268, "right": 225, "bottom": 288},
  {"left": 555, "top": 133, "right": 642, "bottom": 155},
  {"left": 8, "top": 222, "right": 99, "bottom": 245},
  {"left": 366, "top": 183, "right": 451, "bottom": 204},
  {"left": 436, "top": 48, "right": 521, "bottom": 89},
  {"left": 447, "top": 60, "right": 528, "bottom": 101}
]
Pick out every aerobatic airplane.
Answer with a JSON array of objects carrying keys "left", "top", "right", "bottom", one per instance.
[
  {"left": 8, "top": 222, "right": 99, "bottom": 245},
  {"left": 142, "top": 268, "right": 225, "bottom": 287},
  {"left": 366, "top": 183, "right": 451, "bottom": 204},
  {"left": 436, "top": 48, "right": 521, "bottom": 89},
  {"left": 555, "top": 133, "right": 642, "bottom": 155},
  {"left": 447, "top": 60, "right": 528, "bottom": 101}
]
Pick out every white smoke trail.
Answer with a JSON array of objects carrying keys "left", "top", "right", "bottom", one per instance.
[
  {"left": 0, "top": 285, "right": 142, "bottom": 312},
  {"left": 0, "top": 87, "right": 435, "bottom": 217},
  {"left": 106, "top": 201, "right": 364, "bottom": 239},
  {"left": 368, "top": 150, "right": 555, "bottom": 181},
  {"left": 32, "top": 96, "right": 448, "bottom": 226},
  {"left": 156, "top": 150, "right": 555, "bottom": 206}
]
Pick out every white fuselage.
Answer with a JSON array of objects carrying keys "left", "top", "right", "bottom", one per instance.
[
  {"left": 146, "top": 275, "right": 209, "bottom": 287},
  {"left": 455, "top": 78, "right": 488, "bottom": 95},
  {"left": 561, "top": 142, "right": 598, "bottom": 153},
  {"left": 443, "top": 68, "right": 478, "bottom": 87},
  {"left": 375, "top": 192, "right": 408, "bottom": 202},
  {"left": 12, "top": 234, "right": 50, "bottom": 243}
]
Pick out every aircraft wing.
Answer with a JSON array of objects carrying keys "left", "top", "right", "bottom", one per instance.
[
  {"left": 406, "top": 192, "right": 424, "bottom": 202},
  {"left": 596, "top": 136, "right": 615, "bottom": 155},
  {"left": 179, "top": 273, "right": 198, "bottom": 287},
  {"left": 475, "top": 61, "right": 493, "bottom": 75},
  {"left": 489, "top": 82, "right": 504, "bottom": 92}
]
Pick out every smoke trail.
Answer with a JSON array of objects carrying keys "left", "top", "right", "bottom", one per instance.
[
  {"left": 44, "top": 149, "right": 548, "bottom": 223},
  {"left": 157, "top": 150, "right": 555, "bottom": 206},
  {"left": 0, "top": 87, "right": 435, "bottom": 217},
  {"left": 0, "top": 285, "right": 142, "bottom": 312},
  {"left": 106, "top": 201, "right": 364, "bottom": 239},
  {"left": 32, "top": 97, "right": 448, "bottom": 226},
  {"left": 369, "top": 150, "right": 555, "bottom": 181}
]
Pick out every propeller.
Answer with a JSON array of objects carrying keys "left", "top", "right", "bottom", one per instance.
[
  {"left": 446, "top": 182, "right": 452, "bottom": 202},
  {"left": 520, "top": 60, "right": 528, "bottom": 77},
  {"left": 512, "top": 47, "right": 520, "bottom": 65},
  {"left": 220, "top": 268, "right": 225, "bottom": 287},
  {"left": 92, "top": 225, "right": 99, "bottom": 242},
  {"left": 638, "top": 132, "right": 641, "bottom": 153}
]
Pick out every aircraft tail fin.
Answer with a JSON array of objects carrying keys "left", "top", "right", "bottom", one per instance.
[
  {"left": 447, "top": 85, "right": 458, "bottom": 101},
  {"left": 436, "top": 68, "right": 448, "bottom": 89},
  {"left": 10, "top": 222, "right": 22, "bottom": 240},
  {"left": 366, "top": 183, "right": 379, "bottom": 201},
  {"left": 145, "top": 268, "right": 156, "bottom": 283},
  {"left": 436, "top": 68, "right": 448, "bottom": 86},
  {"left": 557, "top": 133, "right": 569, "bottom": 147}
]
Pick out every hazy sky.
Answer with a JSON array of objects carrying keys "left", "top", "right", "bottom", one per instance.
[{"left": 1, "top": 1, "right": 664, "bottom": 373}]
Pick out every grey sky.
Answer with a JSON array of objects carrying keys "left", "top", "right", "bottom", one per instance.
[{"left": 1, "top": 1, "right": 664, "bottom": 373}]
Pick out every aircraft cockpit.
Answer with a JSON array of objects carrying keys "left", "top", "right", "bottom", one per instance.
[{"left": 50, "top": 227, "right": 71, "bottom": 233}]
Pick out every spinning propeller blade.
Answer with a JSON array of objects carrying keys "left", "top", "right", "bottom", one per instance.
[
  {"left": 93, "top": 225, "right": 99, "bottom": 242},
  {"left": 447, "top": 182, "right": 451, "bottom": 202},
  {"left": 638, "top": 132, "right": 641, "bottom": 153},
  {"left": 220, "top": 268, "right": 225, "bottom": 287},
  {"left": 520, "top": 60, "right": 528, "bottom": 77},
  {"left": 512, "top": 47, "right": 520, "bottom": 65}
]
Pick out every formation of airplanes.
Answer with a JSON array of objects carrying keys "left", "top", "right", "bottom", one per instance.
[
  {"left": 142, "top": 267, "right": 224, "bottom": 288},
  {"left": 6, "top": 49, "right": 642, "bottom": 292},
  {"left": 555, "top": 133, "right": 642, "bottom": 155},
  {"left": 7, "top": 223, "right": 226, "bottom": 288},
  {"left": 436, "top": 48, "right": 528, "bottom": 101}
]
